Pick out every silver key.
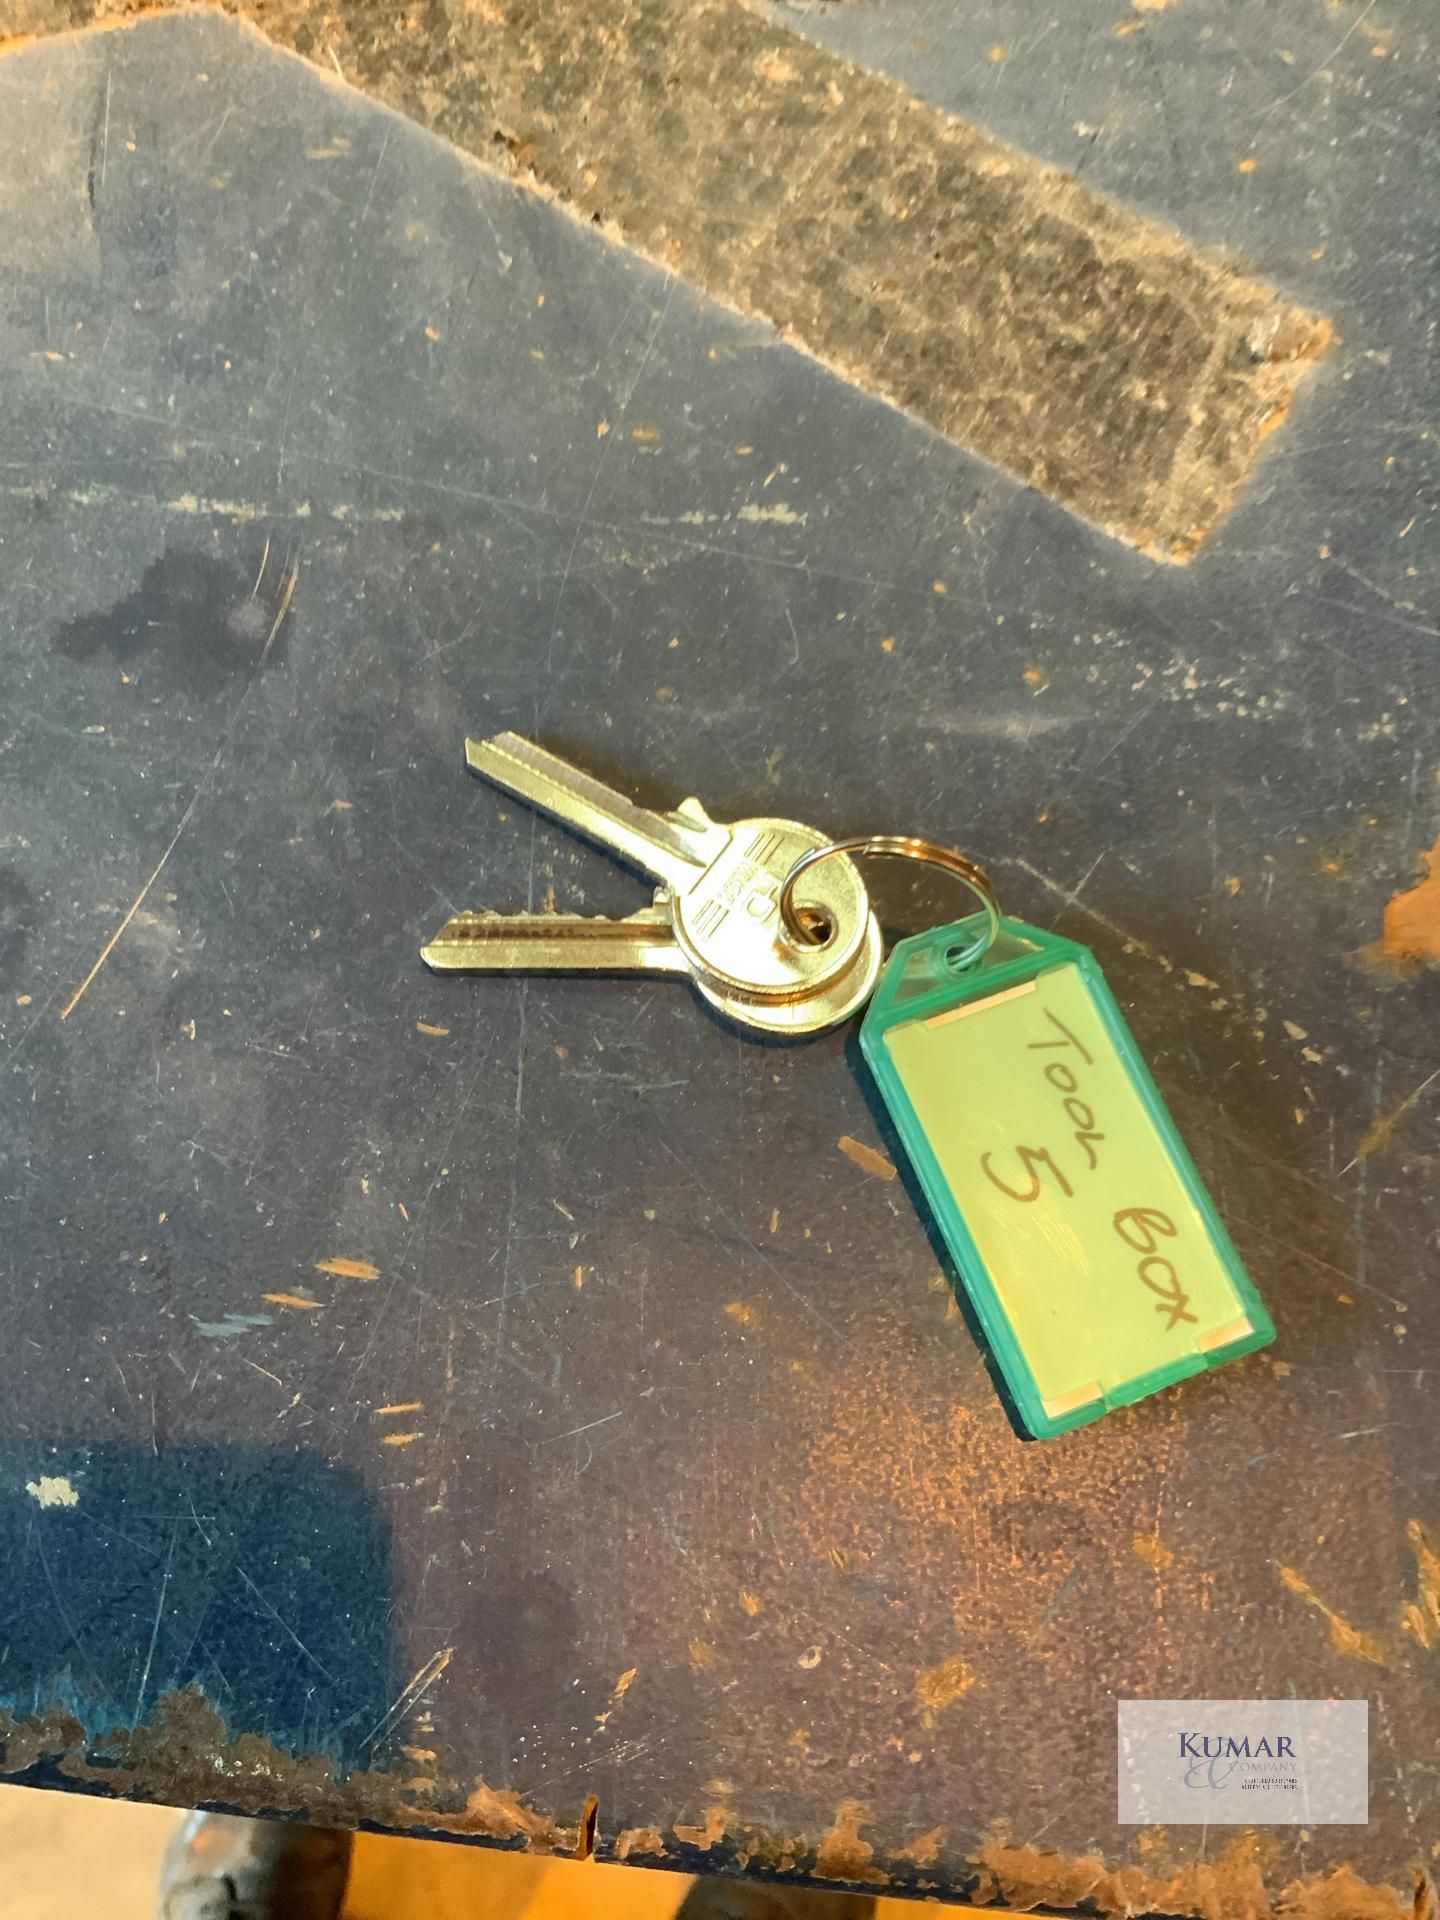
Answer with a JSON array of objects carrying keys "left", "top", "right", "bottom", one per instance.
[{"left": 422, "top": 733, "right": 882, "bottom": 1035}]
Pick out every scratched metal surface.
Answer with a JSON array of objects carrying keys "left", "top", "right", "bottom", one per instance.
[{"left": 0, "top": 7, "right": 1436, "bottom": 1908}]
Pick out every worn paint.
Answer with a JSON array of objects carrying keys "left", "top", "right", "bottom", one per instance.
[
  {"left": 192, "top": 1312, "right": 272, "bottom": 1338},
  {"left": 1131, "top": 1530, "right": 1175, "bottom": 1571},
  {"left": 1275, "top": 1564, "right": 1387, "bottom": 1666},
  {"left": 28, "top": 0, "right": 1326, "bottom": 558}
]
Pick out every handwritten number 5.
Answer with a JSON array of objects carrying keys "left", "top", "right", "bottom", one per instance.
[{"left": 981, "top": 1144, "right": 1075, "bottom": 1204}]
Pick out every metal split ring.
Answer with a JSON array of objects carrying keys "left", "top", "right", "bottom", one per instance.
[{"left": 779, "top": 834, "right": 1003, "bottom": 970}]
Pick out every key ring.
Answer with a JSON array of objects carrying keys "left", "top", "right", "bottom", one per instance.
[{"left": 779, "top": 834, "right": 1003, "bottom": 969}]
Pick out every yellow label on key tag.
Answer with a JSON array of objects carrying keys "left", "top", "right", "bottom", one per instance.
[{"left": 866, "top": 925, "right": 1272, "bottom": 1437}]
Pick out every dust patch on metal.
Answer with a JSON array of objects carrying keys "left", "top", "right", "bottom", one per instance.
[{"left": 19, "top": 0, "right": 1329, "bottom": 560}]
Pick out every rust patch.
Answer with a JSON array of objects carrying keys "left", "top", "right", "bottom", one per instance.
[
  {"left": 463, "top": 1781, "right": 567, "bottom": 1852},
  {"left": 1275, "top": 1564, "right": 1387, "bottom": 1666},
  {"left": 836, "top": 1135, "right": 896, "bottom": 1180},
  {"left": 614, "top": 1825, "right": 666, "bottom": 1860},
  {"left": 914, "top": 1654, "right": 978, "bottom": 1724},
  {"left": 672, "top": 1804, "right": 728, "bottom": 1850},
  {"left": 19, "top": 3, "right": 1327, "bottom": 559},
  {"left": 814, "top": 1800, "right": 886, "bottom": 1884},
  {"left": 6, "top": 1690, "right": 1430, "bottom": 1910},
  {"left": 975, "top": 1835, "right": 1418, "bottom": 1920},
  {"left": 314, "top": 1255, "right": 379, "bottom": 1280},
  {"left": 1400, "top": 1518, "right": 1440, "bottom": 1650},
  {"left": 0, "top": 1689, "right": 580, "bottom": 1849},
  {"left": 1370, "top": 836, "right": 1440, "bottom": 973},
  {"left": 897, "top": 1825, "right": 947, "bottom": 1868}
]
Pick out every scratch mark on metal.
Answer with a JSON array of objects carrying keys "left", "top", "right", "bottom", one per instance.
[
  {"left": 59, "top": 550, "right": 299, "bottom": 1020},
  {"left": 360, "top": 1647, "right": 454, "bottom": 1751}
]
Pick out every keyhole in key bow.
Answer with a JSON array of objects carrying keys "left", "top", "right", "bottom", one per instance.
[{"left": 792, "top": 906, "right": 835, "bottom": 947}]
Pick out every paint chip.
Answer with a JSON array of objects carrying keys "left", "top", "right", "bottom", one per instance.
[
  {"left": 837, "top": 1135, "right": 896, "bottom": 1180},
  {"left": 314, "top": 1256, "right": 379, "bottom": 1281},
  {"left": 416, "top": 1021, "right": 450, "bottom": 1036},
  {"left": 381, "top": 1431, "right": 422, "bottom": 1448},
  {"left": 1375, "top": 836, "right": 1440, "bottom": 971},
  {"left": 263, "top": 1292, "right": 322, "bottom": 1310},
  {"left": 26, "top": 1475, "right": 79, "bottom": 1509}
]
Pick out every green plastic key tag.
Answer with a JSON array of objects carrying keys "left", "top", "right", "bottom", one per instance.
[{"left": 858, "top": 914, "right": 1275, "bottom": 1439}]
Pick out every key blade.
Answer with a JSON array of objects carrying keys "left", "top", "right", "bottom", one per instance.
[
  {"left": 422, "top": 905, "right": 692, "bottom": 975},
  {"left": 465, "top": 733, "right": 728, "bottom": 894}
]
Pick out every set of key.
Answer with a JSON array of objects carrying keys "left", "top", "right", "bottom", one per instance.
[
  {"left": 422, "top": 734, "right": 881, "bottom": 1034},
  {"left": 419, "top": 732, "right": 1280, "bottom": 1439}
]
